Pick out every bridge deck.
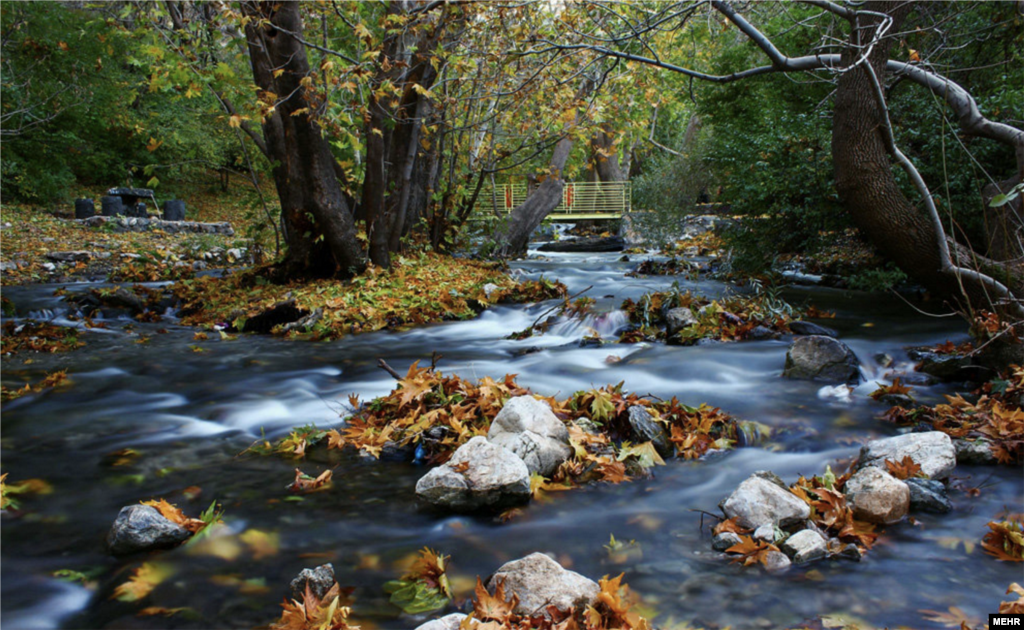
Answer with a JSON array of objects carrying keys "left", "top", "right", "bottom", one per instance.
[{"left": 471, "top": 181, "right": 630, "bottom": 222}]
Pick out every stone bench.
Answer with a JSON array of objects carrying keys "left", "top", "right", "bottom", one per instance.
[{"left": 75, "top": 190, "right": 187, "bottom": 221}]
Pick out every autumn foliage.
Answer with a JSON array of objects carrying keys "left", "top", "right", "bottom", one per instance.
[{"left": 883, "top": 365, "right": 1024, "bottom": 465}]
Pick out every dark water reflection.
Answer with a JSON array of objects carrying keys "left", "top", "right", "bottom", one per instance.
[{"left": 1, "top": 251, "right": 1020, "bottom": 629}]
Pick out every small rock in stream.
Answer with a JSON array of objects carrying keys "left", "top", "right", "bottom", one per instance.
[
  {"left": 487, "top": 552, "right": 600, "bottom": 619},
  {"left": 721, "top": 473, "right": 810, "bottom": 530},
  {"left": 905, "top": 478, "right": 952, "bottom": 514},
  {"left": 844, "top": 466, "right": 909, "bottom": 525},
  {"left": 788, "top": 321, "right": 837, "bottom": 337},
  {"left": 415, "top": 437, "right": 530, "bottom": 512},
  {"left": 954, "top": 438, "right": 999, "bottom": 465},
  {"left": 290, "top": 564, "right": 335, "bottom": 601},
  {"left": 858, "top": 431, "right": 956, "bottom": 480},
  {"left": 107, "top": 504, "right": 190, "bottom": 556},
  {"left": 779, "top": 529, "right": 827, "bottom": 564},
  {"left": 783, "top": 335, "right": 860, "bottom": 383},
  {"left": 712, "top": 532, "right": 743, "bottom": 551},
  {"left": 626, "top": 405, "right": 672, "bottom": 458},
  {"left": 487, "top": 396, "right": 571, "bottom": 476},
  {"left": 415, "top": 613, "right": 474, "bottom": 630}
]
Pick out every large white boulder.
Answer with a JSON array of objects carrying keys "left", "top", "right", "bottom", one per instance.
[
  {"left": 486, "top": 553, "right": 599, "bottom": 618},
  {"left": 488, "top": 397, "right": 571, "bottom": 476},
  {"left": 415, "top": 437, "right": 531, "bottom": 512},
  {"left": 721, "top": 474, "right": 810, "bottom": 530},
  {"left": 858, "top": 431, "right": 956, "bottom": 480}
]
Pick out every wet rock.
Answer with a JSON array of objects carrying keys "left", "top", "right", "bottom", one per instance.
[
  {"left": 415, "top": 437, "right": 530, "bottom": 512},
  {"left": 747, "top": 326, "right": 779, "bottom": 340},
  {"left": 290, "top": 564, "right": 335, "bottom": 601},
  {"left": 537, "top": 236, "right": 625, "bottom": 253},
  {"left": 487, "top": 552, "right": 599, "bottom": 618},
  {"left": 626, "top": 406, "right": 672, "bottom": 458},
  {"left": 107, "top": 504, "right": 190, "bottom": 556},
  {"left": 763, "top": 551, "right": 791, "bottom": 574},
  {"left": 844, "top": 467, "right": 909, "bottom": 525},
  {"left": 858, "top": 431, "right": 956, "bottom": 480},
  {"left": 838, "top": 544, "right": 863, "bottom": 562},
  {"left": 482, "top": 283, "right": 500, "bottom": 299},
  {"left": 98, "top": 287, "right": 147, "bottom": 314},
  {"left": 954, "top": 438, "right": 999, "bottom": 465},
  {"left": 416, "top": 613, "right": 473, "bottom": 630},
  {"left": 780, "top": 529, "right": 827, "bottom": 564},
  {"left": 712, "top": 532, "right": 742, "bottom": 551},
  {"left": 721, "top": 474, "right": 810, "bottom": 529},
  {"left": 905, "top": 478, "right": 952, "bottom": 514},
  {"left": 788, "top": 321, "right": 837, "bottom": 338},
  {"left": 874, "top": 353, "right": 895, "bottom": 368},
  {"left": 752, "top": 470, "right": 788, "bottom": 488},
  {"left": 243, "top": 299, "right": 309, "bottom": 334},
  {"left": 281, "top": 307, "right": 324, "bottom": 334},
  {"left": 783, "top": 335, "right": 860, "bottom": 383},
  {"left": 488, "top": 396, "right": 571, "bottom": 476},
  {"left": 753, "top": 524, "right": 775, "bottom": 543},
  {"left": 41, "top": 262, "right": 57, "bottom": 272},
  {"left": 665, "top": 307, "right": 698, "bottom": 336},
  {"left": 878, "top": 393, "right": 916, "bottom": 409},
  {"left": 46, "top": 251, "right": 94, "bottom": 262}
]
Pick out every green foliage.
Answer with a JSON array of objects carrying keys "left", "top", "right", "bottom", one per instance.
[
  {"left": 847, "top": 263, "right": 909, "bottom": 293},
  {"left": 1, "top": 2, "right": 239, "bottom": 202}
]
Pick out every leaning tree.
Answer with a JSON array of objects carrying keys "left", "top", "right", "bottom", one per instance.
[{"left": 534, "top": 0, "right": 1023, "bottom": 340}]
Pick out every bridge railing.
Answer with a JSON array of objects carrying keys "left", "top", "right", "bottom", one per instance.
[{"left": 472, "top": 181, "right": 631, "bottom": 220}]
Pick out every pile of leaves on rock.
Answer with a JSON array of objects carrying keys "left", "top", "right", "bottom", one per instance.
[
  {"left": 258, "top": 363, "right": 738, "bottom": 496},
  {"left": 174, "top": 253, "right": 565, "bottom": 340},
  {"left": 618, "top": 287, "right": 807, "bottom": 344},
  {"left": 715, "top": 466, "right": 881, "bottom": 568},
  {"left": 271, "top": 548, "right": 652, "bottom": 630},
  {"left": 882, "top": 365, "right": 1024, "bottom": 465}
]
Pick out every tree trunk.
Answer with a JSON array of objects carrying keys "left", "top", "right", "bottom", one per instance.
[
  {"left": 242, "top": 1, "right": 364, "bottom": 278},
  {"left": 832, "top": 1, "right": 1022, "bottom": 310},
  {"left": 492, "top": 136, "right": 575, "bottom": 258}
]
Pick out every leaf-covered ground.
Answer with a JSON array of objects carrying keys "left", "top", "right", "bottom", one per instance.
[
  {"left": 174, "top": 254, "right": 565, "bottom": 340},
  {"left": 0, "top": 183, "right": 265, "bottom": 286}
]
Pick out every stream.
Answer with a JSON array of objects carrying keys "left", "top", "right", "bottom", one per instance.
[{"left": 1, "top": 247, "right": 1021, "bottom": 630}]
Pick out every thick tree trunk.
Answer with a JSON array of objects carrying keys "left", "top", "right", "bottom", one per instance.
[
  {"left": 493, "top": 136, "right": 575, "bottom": 258},
  {"left": 242, "top": 1, "right": 364, "bottom": 278},
  {"left": 589, "top": 123, "right": 625, "bottom": 183},
  {"left": 832, "top": 1, "right": 1022, "bottom": 310}
]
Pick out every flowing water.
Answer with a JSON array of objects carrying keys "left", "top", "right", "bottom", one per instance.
[{"left": 1, "top": 249, "right": 1021, "bottom": 630}]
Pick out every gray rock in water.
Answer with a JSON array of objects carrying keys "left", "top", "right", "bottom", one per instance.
[
  {"left": 721, "top": 475, "right": 810, "bottom": 530},
  {"left": 665, "top": 307, "right": 698, "bottom": 336},
  {"left": 788, "top": 321, "right": 837, "bottom": 338},
  {"left": 858, "top": 431, "right": 956, "bottom": 480},
  {"left": 46, "top": 251, "right": 93, "bottom": 263},
  {"left": 905, "top": 478, "right": 952, "bottom": 514},
  {"left": 488, "top": 396, "right": 571, "bottom": 476},
  {"left": 753, "top": 523, "right": 775, "bottom": 542},
  {"left": 290, "top": 564, "right": 335, "bottom": 601},
  {"left": 415, "top": 613, "right": 474, "bottom": 630},
  {"left": 954, "top": 438, "right": 998, "bottom": 465},
  {"left": 107, "top": 504, "right": 190, "bottom": 556},
  {"left": 780, "top": 529, "right": 827, "bottom": 564},
  {"left": 712, "top": 532, "right": 743, "bottom": 551},
  {"left": 487, "top": 552, "right": 599, "bottom": 619},
  {"left": 626, "top": 406, "right": 672, "bottom": 458},
  {"left": 845, "top": 467, "right": 909, "bottom": 525},
  {"left": 763, "top": 550, "right": 792, "bottom": 574},
  {"left": 783, "top": 335, "right": 860, "bottom": 383},
  {"left": 838, "top": 543, "right": 863, "bottom": 562},
  {"left": 416, "top": 437, "right": 530, "bottom": 512}
]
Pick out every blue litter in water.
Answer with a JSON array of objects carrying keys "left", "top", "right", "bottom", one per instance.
[{"left": 414, "top": 443, "right": 426, "bottom": 464}]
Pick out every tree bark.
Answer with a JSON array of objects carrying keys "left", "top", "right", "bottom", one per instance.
[
  {"left": 242, "top": 1, "right": 365, "bottom": 278},
  {"left": 492, "top": 136, "right": 575, "bottom": 258}
]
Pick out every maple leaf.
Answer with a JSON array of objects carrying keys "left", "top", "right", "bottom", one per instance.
[
  {"left": 885, "top": 455, "right": 924, "bottom": 480},
  {"left": 397, "top": 361, "right": 434, "bottom": 409},
  {"left": 473, "top": 577, "right": 518, "bottom": 621},
  {"left": 271, "top": 583, "right": 355, "bottom": 630},
  {"left": 111, "top": 563, "right": 173, "bottom": 602},
  {"left": 981, "top": 518, "right": 1024, "bottom": 562},
  {"left": 1001, "top": 583, "right": 1024, "bottom": 614},
  {"left": 713, "top": 516, "right": 750, "bottom": 536},
  {"left": 725, "top": 535, "right": 779, "bottom": 567},
  {"left": 919, "top": 606, "right": 978, "bottom": 629},
  {"left": 288, "top": 468, "right": 333, "bottom": 494},
  {"left": 141, "top": 499, "right": 207, "bottom": 533}
]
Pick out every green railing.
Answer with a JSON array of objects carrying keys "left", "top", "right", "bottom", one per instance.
[{"left": 472, "top": 181, "right": 631, "bottom": 221}]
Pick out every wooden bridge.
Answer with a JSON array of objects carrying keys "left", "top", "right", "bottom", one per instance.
[{"left": 472, "top": 181, "right": 631, "bottom": 221}]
